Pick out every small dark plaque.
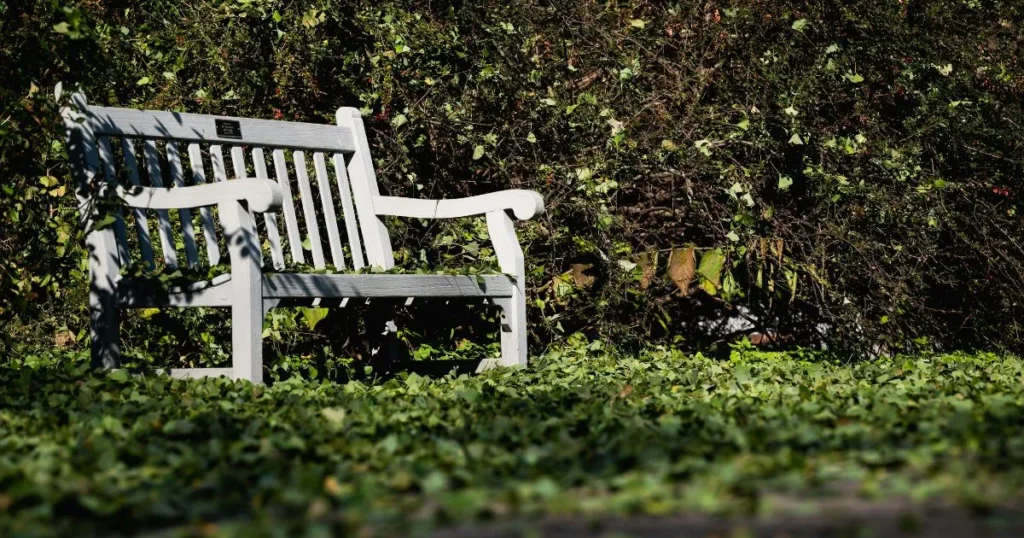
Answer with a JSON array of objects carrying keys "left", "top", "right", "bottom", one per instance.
[{"left": 215, "top": 119, "right": 242, "bottom": 139}]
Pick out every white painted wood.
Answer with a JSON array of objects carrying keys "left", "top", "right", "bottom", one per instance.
[
  {"left": 229, "top": 146, "right": 264, "bottom": 268},
  {"left": 220, "top": 199, "right": 264, "bottom": 383},
  {"left": 332, "top": 153, "right": 365, "bottom": 269},
  {"left": 253, "top": 148, "right": 285, "bottom": 270},
  {"left": 292, "top": 151, "right": 326, "bottom": 269},
  {"left": 272, "top": 149, "right": 304, "bottom": 265},
  {"left": 96, "top": 136, "right": 130, "bottom": 264},
  {"left": 210, "top": 145, "right": 228, "bottom": 182},
  {"left": 313, "top": 152, "right": 346, "bottom": 269},
  {"left": 119, "top": 274, "right": 233, "bottom": 307},
  {"left": 187, "top": 143, "right": 221, "bottom": 266},
  {"left": 64, "top": 93, "right": 121, "bottom": 369},
  {"left": 67, "top": 94, "right": 540, "bottom": 378},
  {"left": 229, "top": 146, "right": 246, "bottom": 178},
  {"left": 117, "top": 179, "right": 283, "bottom": 212},
  {"left": 263, "top": 274, "right": 514, "bottom": 298},
  {"left": 85, "top": 105, "right": 356, "bottom": 152},
  {"left": 166, "top": 142, "right": 200, "bottom": 268},
  {"left": 143, "top": 139, "right": 178, "bottom": 267},
  {"left": 373, "top": 190, "right": 545, "bottom": 220},
  {"left": 487, "top": 210, "right": 527, "bottom": 367},
  {"left": 120, "top": 138, "right": 156, "bottom": 268},
  {"left": 169, "top": 368, "right": 233, "bottom": 379},
  {"left": 475, "top": 359, "right": 502, "bottom": 373},
  {"left": 336, "top": 108, "right": 394, "bottom": 268}
]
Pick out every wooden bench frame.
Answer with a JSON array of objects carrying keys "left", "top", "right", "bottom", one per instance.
[{"left": 62, "top": 93, "right": 544, "bottom": 382}]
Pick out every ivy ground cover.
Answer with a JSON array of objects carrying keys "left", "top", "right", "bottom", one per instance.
[{"left": 3, "top": 343, "right": 1024, "bottom": 536}]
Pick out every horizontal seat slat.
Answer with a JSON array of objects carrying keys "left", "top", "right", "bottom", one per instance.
[
  {"left": 263, "top": 274, "right": 514, "bottom": 299},
  {"left": 169, "top": 368, "right": 233, "bottom": 379},
  {"left": 118, "top": 273, "right": 513, "bottom": 307},
  {"left": 86, "top": 106, "right": 355, "bottom": 153}
]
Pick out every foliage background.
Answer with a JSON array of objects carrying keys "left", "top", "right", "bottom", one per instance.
[{"left": 2, "top": 0, "right": 1024, "bottom": 362}]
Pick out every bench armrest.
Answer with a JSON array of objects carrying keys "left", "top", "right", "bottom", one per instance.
[
  {"left": 117, "top": 179, "right": 283, "bottom": 212},
  {"left": 372, "top": 190, "right": 545, "bottom": 220}
]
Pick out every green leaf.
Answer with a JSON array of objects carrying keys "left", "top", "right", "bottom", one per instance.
[
  {"left": 472, "top": 145, "right": 485, "bottom": 160},
  {"left": 788, "top": 133, "right": 804, "bottom": 145},
  {"left": 136, "top": 76, "right": 151, "bottom": 86},
  {"left": 844, "top": 72, "right": 864, "bottom": 84},
  {"left": 791, "top": 19, "right": 808, "bottom": 31},
  {"left": 526, "top": 132, "right": 537, "bottom": 144},
  {"left": 52, "top": 22, "right": 70, "bottom": 34},
  {"left": 697, "top": 248, "right": 725, "bottom": 295},
  {"left": 299, "top": 307, "right": 329, "bottom": 331},
  {"left": 778, "top": 175, "right": 794, "bottom": 191},
  {"left": 629, "top": 19, "right": 646, "bottom": 29}
]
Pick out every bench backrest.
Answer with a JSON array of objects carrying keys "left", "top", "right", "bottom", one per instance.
[{"left": 62, "top": 93, "right": 396, "bottom": 273}]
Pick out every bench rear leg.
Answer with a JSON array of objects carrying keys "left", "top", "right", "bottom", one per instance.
[
  {"left": 495, "top": 294, "right": 527, "bottom": 368},
  {"left": 91, "top": 286, "right": 121, "bottom": 369}
]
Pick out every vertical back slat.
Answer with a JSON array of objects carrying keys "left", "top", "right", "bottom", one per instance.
[
  {"left": 293, "top": 151, "right": 325, "bottom": 269},
  {"left": 143, "top": 139, "right": 178, "bottom": 267},
  {"left": 210, "top": 145, "right": 228, "bottom": 182},
  {"left": 313, "top": 152, "right": 346, "bottom": 270},
  {"left": 120, "top": 139, "right": 156, "bottom": 268},
  {"left": 187, "top": 143, "right": 221, "bottom": 266},
  {"left": 332, "top": 153, "right": 365, "bottom": 270},
  {"left": 96, "top": 137, "right": 130, "bottom": 265},
  {"left": 336, "top": 108, "right": 394, "bottom": 268},
  {"left": 166, "top": 142, "right": 199, "bottom": 268},
  {"left": 253, "top": 148, "right": 285, "bottom": 270},
  {"left": 272, "top": 149, "right": 304, "bottom": 265},
  {"left": 229, "top": 146, "right": 264, "bottom": 268},
  {"left": 229, "top": 146, "right": 247, "bottom": 179}
]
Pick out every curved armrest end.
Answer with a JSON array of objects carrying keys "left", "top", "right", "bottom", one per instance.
[
  {"left": 506, "top": 190, "right": 545, "bottom": 220},
  {"left": 245, "top": 180, "right": 284, "bottom": 213},
  {"left": 373, "top": 189, "right": 546, "bottom": 220}
]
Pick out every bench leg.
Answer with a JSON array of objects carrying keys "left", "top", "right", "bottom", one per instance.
[
  {"left": 495, "top": 294, "right": 527, "bottom": 368},
  {"left": 89, "top": 228, "right": 122, "bottom": 370},
  {"left": 222, "top": 200, "right": 264, "bottom": 383},
  {"left": 90, "top": 286, "right": 120, "bottom": 369}
]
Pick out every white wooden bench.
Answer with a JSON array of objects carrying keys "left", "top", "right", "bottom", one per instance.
[{"left": 62, "top": 93, "right": 544, "bottom": 382}]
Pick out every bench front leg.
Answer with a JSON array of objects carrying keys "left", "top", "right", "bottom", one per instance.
[
  {"left": 486, "top": 210, "right": 527, "bottom": 367},
  {"left": 89, "top": 226, "right": 122, "bottom": 369},
  {"left": 220, "top": 200, "right": 265, "bottom": 383}
]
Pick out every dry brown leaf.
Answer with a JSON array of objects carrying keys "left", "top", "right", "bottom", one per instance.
[
  {"left": 569, "top": 263, "right": 595, "bottom": 288},
  {"left": 666, "top": 246, "right": 696, "bottom": 296}
]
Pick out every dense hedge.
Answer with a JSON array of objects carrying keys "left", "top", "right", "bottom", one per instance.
[
  {"left": 4, "top": 344, "right": 1024, "bottom": 534},
  {"left": 2, "top": 0, "right": 1024, "bottom": 358}
]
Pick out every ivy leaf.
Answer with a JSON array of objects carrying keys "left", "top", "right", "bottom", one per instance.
[{"left": 844, "top": 72, "right": 864, "bottom": 84}]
